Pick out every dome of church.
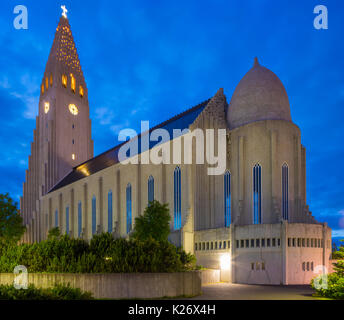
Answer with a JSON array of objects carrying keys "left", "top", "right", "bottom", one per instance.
[{"left": 227, "top": 58, "right": 292, "bottom": 130}]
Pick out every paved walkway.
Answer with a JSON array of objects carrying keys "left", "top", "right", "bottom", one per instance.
[{"left": 189, "top": 283, "right": 317, "bottom": 300}]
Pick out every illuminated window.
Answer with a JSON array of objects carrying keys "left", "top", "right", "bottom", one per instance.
[
  {"left": 50, "top": 74, "right": 53, "bottom": 86},
  {"left": 282, "top": 163, "right": 289, "bottom": 220},
  {"left": 72, "top": 154, "right": 75, "bottom": 160},
  {"left": 126, "top": 183, "right": 132, "bottom": 234},
  {"left": 148, "top": 175, "right": 154, "bottom": 203},
  {"left": 79, "top": 85, "right": 84, "bottom": 98},
  {"left": 69, "top": 104, "right": 78, "bottom": 115},
  {"left": 62, "top": 74, "right": 67, "bottom": 88},
  {"left": 44, "top": 102, "right": 50, "bottom": 114},
  {"left": 78, "top": 201, "right": 82, "bottom": 237},
  {"left": 224, "top": 171, "right": 231, "bottom": 227},
  {"left": 108, "top": 190, "right": 113, "bottom": 233},
  {"left": 174, "top": 166, "right": 181, "bottom": 230},
  {"left": 92, "top": 196, "right": 96, "bottom": 235},
  {"left": 45, "top": 77, "right": 49, "bottom": 89},
  {"left": 41, "top": 84, "right": 45, "bottom": 94},
  {"left": 253, "top": 163, "right": 262, "bottom": 224},
  {"left": 70, "top": 73, "right": 75, "bottom": 93}
]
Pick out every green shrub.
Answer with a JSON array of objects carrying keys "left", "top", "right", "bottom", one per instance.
[
  {"left": 311, "top": 258, "right": 344, "bottom": 299},
  {"left": 0, "top": 283, "right": 93, "bottom": 300},
  {"left": 0, "top": 232, "right": 196, "bottom": 273}
]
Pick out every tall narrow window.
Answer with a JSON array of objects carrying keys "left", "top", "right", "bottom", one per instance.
[
  {"left": 253, "top": 164, "right": 262, "bottom": 224},
  {"left": 78, "top": 201, "right": 82, "bottom": 237},
  {"left": 282, "top": 163, "right": 289, "bottom": 220},
  {"left": 50, "top": 74, "right": 53, "bottom": 86},
  {"left": 65, "top": 206, "right": 69, "bottom": 235},
  {"left": 62, "top": 74, "right": 67, "bottom": 88},
  {"left": 224, "top": 171, "right": 231, "bottom": 227},
  {"left": 174, "top": 166, "right": 181, "bottom": 230},
  {"left": 108, "top": 190, "right": 113, "bottom": 233},
  {"left": 126, "top": 183, "right": 132, "bottom": 234},
  {"left": 55, "top": 210, "right": 58, "bottom": 227},
  {"left": 41, "top": 84, "right": 45, "bottom": 94},
  {"left": 79, "top": 85, "right": 84, "bottom": 98},
  {"left": 45, "top": 76, "right": 49, "bottom": 89},
  {"left": 92, "top": 196, "right": 96, "bottom": 235},
  {"left": 148, "top": 175, "right": 154, "bottom": 203},
  {"left": 70, "top": 73, "right": 75, "bottom": 93}
]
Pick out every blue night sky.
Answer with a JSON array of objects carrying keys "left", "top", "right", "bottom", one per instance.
[{"left": 0, "top": 1, "right": 343, "bottom": 242}]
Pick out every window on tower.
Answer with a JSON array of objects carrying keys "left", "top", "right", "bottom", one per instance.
[
  {"left": 62, "top": 74, "right": 67, "bottom": 88},
  {"left": 45, "top": 77, "right": 49, "bottom": 89},
  {"left": 79, "top": 85, "right": 84, "bottom": 98},
  {"left": 41, "top": 84, "right": 45, "bottom": 94},
  {"left": 70, "top": 73, "right": 76, "bottom": 93},
  {"left": 50, "top": 74, "right": 53, "bottom": 87}
]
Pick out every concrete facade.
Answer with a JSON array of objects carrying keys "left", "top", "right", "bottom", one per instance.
[
  {"left": 21, "top": 14, "right": 331, "bottom": 285},
  {"left": 0, "top": 272, "right": 201, "bottom": 299}
]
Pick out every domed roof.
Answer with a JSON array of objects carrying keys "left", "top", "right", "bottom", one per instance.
[{"left": 227, "top": 58, "right": 292, "bottom": 130}]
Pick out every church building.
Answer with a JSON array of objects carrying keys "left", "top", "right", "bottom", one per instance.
[{"left": 21, "top": 13, "right": 331, "bottom": 285}]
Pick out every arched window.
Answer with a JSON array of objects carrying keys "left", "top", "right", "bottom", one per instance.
[
  {"left": 282, "top": 163, "right": 289, "bottom": 220},
  {"left": 50, "top": 74, "right": 53, "bottom": 87},
  {"left": 174, "top": 166, "right": 181, "bottom": 230},
  {"left": 65, "top": 206, "right": 69, "bottom": 235},
  {"left": 108, "top": 190, "right": 113, "bottom": 233},
  {"left": 41, "top": 84, "right": 45, "bottom": 94},
  {"left": 148, "top": 175, "right": 154, "bottom": 203},
  {"left": 79, "top": 85, "right": 84, "bottom": 98},
  {"left": 92, "top": 196, "right": 96, "bottom": 235},
  {"left": 70, "top": 73, "right": 76, "bottom": 93},
  {"left": 62, "top": 74, "right": 67, "bottom": 88},
  {"left": 224, "top": 171, "right": 231, "bottom": 227},
  {"left": 126, "top": 184, "right": 132, "bottom": 234},
  {"left": 253, "top": 164, "right": 262, "bottom": 224},
  {"left": 54, "top": 209, "right": 58, "bottom": 227},
  {"left": 45, "top": 76, "right": 49, "bottom": 89},
  {"left": 78, "top": 201, "right": 82, "bottom": 237}
]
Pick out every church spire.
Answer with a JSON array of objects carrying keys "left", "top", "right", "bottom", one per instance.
[{"left": 41, "top": 9, "right": 87, "bottom": 99}]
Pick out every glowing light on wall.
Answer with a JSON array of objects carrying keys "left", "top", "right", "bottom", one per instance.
[
  {"left": 220, "top": 254, "right": 231, "bottom": 270},
  {"left": 72, "top": 153, "right": 75, "bottom": 160},
  {"left": 44, "top": 102, "right": 50, "bottom": 114}
]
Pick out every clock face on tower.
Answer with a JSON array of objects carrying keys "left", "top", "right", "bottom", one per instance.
[
  {"left": 44, "top": 102, "right": 50, "bottom": 114},
  {"left": 68, "top": 103, "right": 78, "bottom": 115}
]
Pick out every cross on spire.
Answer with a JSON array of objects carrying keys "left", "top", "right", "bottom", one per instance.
[{"left": 61, "top": 5, "right": 68, "bottom": 18}]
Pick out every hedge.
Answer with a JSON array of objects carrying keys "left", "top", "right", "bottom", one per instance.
[
  {"left": 0, "top": 283, "right": 93, "bottom": 300},
  {"left": 0, "top": 233, "right": 196, "bottom": 273}
]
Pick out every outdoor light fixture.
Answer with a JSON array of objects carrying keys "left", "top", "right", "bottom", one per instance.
[{"left": 220, "top": 254, "right": 231, "bottom": 270}]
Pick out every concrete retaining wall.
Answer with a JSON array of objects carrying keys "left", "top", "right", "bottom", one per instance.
[
  {"left": 0, "top": 272, "right": 201, "bottom": 299},
  {"left": 201, "top": 269, "right": 221, "bottom": 284}
]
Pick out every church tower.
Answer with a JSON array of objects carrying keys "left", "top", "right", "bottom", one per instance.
[{"left": 21, "top": 12, "right": 93, "bottom": 242}]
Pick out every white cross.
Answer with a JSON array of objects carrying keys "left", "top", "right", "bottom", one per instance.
[{"left": 61, "top": 5, "right": 68, "bottom": 18}]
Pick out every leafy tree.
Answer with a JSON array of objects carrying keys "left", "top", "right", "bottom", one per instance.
[
  {"left": 131, "top": 200, "right": 171, "bottom": 242},
  {"left": 47, "top": 227, "right": 61, "bottom": 240},
  {"left": 0, "top": 193, "right": 25, "bottom": 242},
  {"left": 332, "top": 240, "right": 344, "bottom": 259}
]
